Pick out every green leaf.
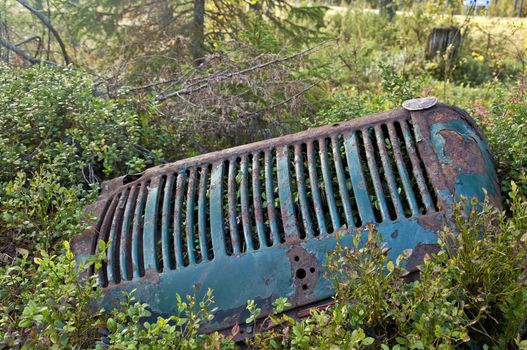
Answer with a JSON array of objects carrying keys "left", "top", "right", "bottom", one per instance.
[{"left": 387, "top": 261, "right": 395, "bottom": 273}]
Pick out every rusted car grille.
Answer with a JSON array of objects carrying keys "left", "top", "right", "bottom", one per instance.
[{"left": 72, "top": 98, "right": 500, "bottom": 337}]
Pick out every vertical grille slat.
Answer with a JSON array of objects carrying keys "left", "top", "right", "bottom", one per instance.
[
  {"left": 306, "top": 141, "right": 327, "bottom": 235},
  {"left": 294, "top": 144, "right": 315, "bottom": 238},
  {"left": 120, "top": 185, "right": 138, "bottom": 281},
  {"left": 107, "top": 190, "right": 128, "bottom": 284},
  {"left": 228, "top": 159, "right": 241, "bottom": 254},
  {"left": 362, "top": 128, "right": 391, "bottom": 222},
  {"left": 264, "top": 150, "right": 281, "bottom": 245},
  {"left": 161, "top": 174, "right": 175, "bottom": 270},
  {"left": 240, "top": 155, "right": 255, "bottom": 251},
  {"left": 143, "top": 177, "right": 162, "bottom": 272},
  {"left": 331, "top": 136, "right": 356, "bottom": 229},
  {"left": 400, "top": 121, "right": 436, "bottom": 213},
  {"left": 198, "top": 167, "right": 210, "bottom": 262},
  {"left": 318, "top": 138, "right": 340, "bottom": 231},
  {"left": 210, "top": 162, "right": 227, "bottom": 257},
  {"left": 132, "top": 182, "right": 147, "bottom": 279},
  {"left": 277, "top": 146, "right": 298, "bottom": 241},
  {"left": 387, "top": 122, "right": 420, "bottom": 216},
  {"left": 173, "top": 173, "right": 186, "bottom": 268},
  {"left": 374, "top": 125, "right": 405, "bottom": 218},
  {"left": 343, "top": 131, "right": 375, "bottom": 224},
  {"left": 186, "top": 168, "right": 198, "bottom": 265},
  {"left": 252, "top": 153, "right": 268, "bottom": 248}
]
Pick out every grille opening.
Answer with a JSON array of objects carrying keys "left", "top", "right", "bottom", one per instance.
[
  {"left": 176, "top": 172, "right": 190, "bottom": 267},
  {"left": 328, "top": 137, "right": 349, "bottom": 229},
  {"left": 336, "top": 134, "right": 361, "bottom": 228},
  {"left": 289, "top": 145, "right": 306, "bottom": 240},
  {"left": 270, "top": 149, "right": 286, "bottom": 244},
  {"left": 221, "top": 160, "right": 234, "bottom": 256},
  {"left": 380, "top": 124, "right": 413, "bottom": 218},
  {"left": 173, "top": 172, "right": 187, "bottom": 267},
  {"left": 137, "top": 180, "right": 150, "bottom": 277},
  {"left": 407, "top": 120, "right": 439, "bottom": 211},
  {"left": 155, "top": 176, "right": 166, "bottom": 272},
  {"left": 355, "top": 130, "right": 383, "bottom": 223},
  {"left": 89, "top": 197, "right": 112, "bottom": 280},
  {"left": 369, "top": 128, "right": 398, "bottom": 221},
  {"left": 296, "top": 143, "right": 316, "bottom": 238},
  {"left": 254, "top": 151, "right": 272, "bottom": 248},
  {"left": 306, "top": 141, "right": 328, "bottom": 236},
  {"left": 303, "top": 143, "right": 321, "bottom": 235},
  {"left": 315, "top": 138, "right": 339, "bottom": 234},
  {"left": 203, "top": 164, "right": 214, "bottom": 261},
  {"left": 394, "top": 121, "right": 426, "bottom": 215},
  {"left": 233, "top": 157, "right": 248, "bottom": 253},
  {"left": 194, "top": 168, "right": 204, "bottom": 263},
  {"left": 264, "top": 150, "right": 282, "bottom": 245},
  {"left": 165, "top": 173, "right": 176, "bottom": 270},
  {"left": 321, "top": 137, "right": 345, "bottom": 231},
  {"left": 111, "top": 188, "right": 130, "bottom": 284},
  {"left": 120, "top": 185, "right": 139, "bottom": 280},
  {"left": 185, "top": 168, "right": 199, "bottom": 264},
  {"left": 99, "top": 193, "right": 121, "bottom": 286},
  {"left": 242, "top": 154, "right": 259, "bottom": 250}
]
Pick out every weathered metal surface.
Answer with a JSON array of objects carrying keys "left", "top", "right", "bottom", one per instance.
[
  {"left": 402, "top": 96, "right": 438, "bottom": 111},
  {"left": 72, "top": 101, "right": 501, "bottom": 339}
]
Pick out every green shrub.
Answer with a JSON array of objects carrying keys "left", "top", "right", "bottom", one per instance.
[
  {"left": 0, "top": 64, "right": 156, "bottom": 186},
  {"left": 0, "top": 170, "right": 90, "bottom": 251},
  {"left": 471, "top": 79, "right": 527, "bottom": 198},
  {"left": 102, "top": 289, "right": 235, "bottom": 350},
  {"left": 0, "top": 241, "right": 103, "bottom": 349}
]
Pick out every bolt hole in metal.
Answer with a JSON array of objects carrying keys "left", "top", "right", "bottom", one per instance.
[
  {"left": 310, "top": 267, "right": 315, "bottom": 273},
  {"left": 296, "top": 268, "right": 307, "bottom": 279},
  {"left": 302, "top": 284, "right": 308, "bottom": 290},
  {"left": 294, "top": 255, "right": 299, "bottom": 261}
]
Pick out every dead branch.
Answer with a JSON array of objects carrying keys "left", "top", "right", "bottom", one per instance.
[
  {"left": 154, "top": 41, "right": 332, "bottom": 102},
  {"left": 240, "top": 81, "right": 318, "bottom": 120},
  {"left": 0, "top": 37, "right": 54, "bottom": 65},
  {"left": 16, "top": 0, "right": 70, "bottom": 65}
]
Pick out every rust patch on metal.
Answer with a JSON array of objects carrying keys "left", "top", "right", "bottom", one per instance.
[
  {"left": 286, "top": 246, "right": 319, "bottom": 304},
  {"left": 405, "top": 243, "right": 440, "bottom": 279},
  {"left": 439, "top": 130, "right": 485, "bottom": 174},
  {"left": 417, "top": 213, "right": 445, "bottom": 231},
  {"left": 142, "top": 268, "right": 161, "bottom": 285}
]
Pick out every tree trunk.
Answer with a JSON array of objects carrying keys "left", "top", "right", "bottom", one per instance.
[
  {"left": 520, "top": 0, "right": 524, "bottom": 16},
  {"left": 426, "top": 26, "right": 461, "bottom": 61},
  {"left": 380, "top": 0, "right": 395, "bottom": 20},
  {"left": 191, "top": 0, "right": 205, "bottom": 65}
]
